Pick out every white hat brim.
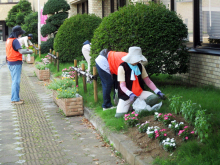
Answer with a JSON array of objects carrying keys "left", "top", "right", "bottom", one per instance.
[{"left": 122, "top": 54, "right": 147, "bottom": 64}]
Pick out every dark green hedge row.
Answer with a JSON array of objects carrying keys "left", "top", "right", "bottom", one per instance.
[
  {"left": 41, "top": 37, "right": 54, "bottom": 54},
  {"left": 54, "top": 14, "right": 102, "bottom": 62},
  {"left": 90, "top": 2, "right": 189, "bottom": 76}
]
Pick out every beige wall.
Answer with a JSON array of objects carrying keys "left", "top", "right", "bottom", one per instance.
[
  {"left": 177, "top": 53, "right": 220, "bottom": 89},
  {"left": 0, "top": 4, "right": 17, "bottom": 21}
]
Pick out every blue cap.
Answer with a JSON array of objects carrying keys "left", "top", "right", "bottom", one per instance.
[{"left": 83, "top": 40, "right": 90, "bottom": 45}]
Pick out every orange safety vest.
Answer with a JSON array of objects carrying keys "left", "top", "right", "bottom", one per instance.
[
  {"left": 108, "top": 51, "right": 128, "bottom": 75},
  {"left": 6, "top": 38, "right": 22, "bottom": 62},
  {"left": 131, "top": 75, "right": 143, "bottom": 96}
]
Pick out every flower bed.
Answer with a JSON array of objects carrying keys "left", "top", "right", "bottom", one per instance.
[
  {"left": 35, "top": 64, "right": 50, "bottom": 81},
  {"left": 47, "top": 77, "right": 83, "bottom": 117},
  {"left": 124, "top": 114, "right": 195, "bottom": 159}
]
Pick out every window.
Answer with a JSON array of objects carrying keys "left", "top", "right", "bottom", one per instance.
[
  {"left": 175, "top": 0, "right": 194, "bottom": 43},
  {"left": 82, "top": 2, "right": 85, "bottom": 14},
  {"left": 111, "top": 0, "right": 114, "bottom": 13},
  {"left": 200, "top": 0, "right": 220, "bottom": 45},
  {"left": 77, "top": 4, "right": 79, "bottom": 14}
]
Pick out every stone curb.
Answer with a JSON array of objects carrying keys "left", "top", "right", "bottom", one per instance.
[
  {"left": 49, "top": 73, "right": 153, "bottom": 165},
  {"left": 84, "top": 107, "right": 153, "bottom": 165}
]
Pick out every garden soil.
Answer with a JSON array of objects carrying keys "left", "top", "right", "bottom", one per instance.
[{"left": 124, "top": 115, "right": 195, "bottom": 160}]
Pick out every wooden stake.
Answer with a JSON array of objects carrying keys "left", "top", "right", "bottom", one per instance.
[
  {"left": 49, "top": 49, "right": 52, "bottom": 63},
  {"left": 53, "top": 50, "right": 56, "bottom": 66},
  {"left": 82, "top": 63, "right": 87, "bottom": 93},
  {"left": 74, "top": 59, "right": 78, "bottom": 86},
  {"left": 56, "top": 52, "right": 59, "bottom": 72},
  {"left": 93, "top": 66, "right": 98, "bottom": 102}
]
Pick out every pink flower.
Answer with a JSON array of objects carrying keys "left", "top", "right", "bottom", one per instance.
[
  {"left": 164, "top": 133, "right": 167, "bottom": 136},
  {"left": 76, "top": 85, "right": 78, "bottom": 87},
  {"left": 125, "top": 118, "right": 128, "bottom": 121},
  {"left": 135, "top": 114, "right": 138, "bottom": 117},
  {"left": 164, "top": 117, "right": 168, "bottom": 120},
  {"left": 131, "top": 111, "right": 135, "bottom": 114},
  {"left": 155, "top": 130, "right": 158, "bottom": 133},
  {"left": 191, "top": 131, "right": 194, "bottom": 134},
  {"left": 185, "top": 136, "right": 188, "bottom": 140},
  {"left": 184, "top": 126, "right": 188, "bottom": 129},
  {"left": 132, "top": 117, "right": 135, "bottom": 120}
]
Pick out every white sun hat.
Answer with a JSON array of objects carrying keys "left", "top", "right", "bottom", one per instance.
[{"left": 122, "top": 46, "right": 147, "bottom": 64}]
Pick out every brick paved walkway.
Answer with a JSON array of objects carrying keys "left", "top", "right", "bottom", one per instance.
[{"left": 0, "top": 41, "right": 126, "bottom": 165}]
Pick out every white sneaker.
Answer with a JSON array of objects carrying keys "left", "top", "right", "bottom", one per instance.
[{"left": 103, "top": 106, "right": 116, "bottom": 111}]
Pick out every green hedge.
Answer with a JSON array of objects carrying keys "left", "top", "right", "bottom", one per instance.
[
  {"left": 41, "top": 38, "right": 54, "bottom": 54},
  {"left": 90, "top": 2, "right": 189, "bottom": 76},
  {"left": 54, "top": 14, "right": 102, "bottom": 62},
  {"left": 43, "top": 0, "right": 70, "bottom": 15}
]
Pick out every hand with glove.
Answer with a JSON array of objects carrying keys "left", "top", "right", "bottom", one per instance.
[
  {"left": 129, "top": 93, "right": 137, "bottom": 102},
  {"left": 157, "top": 91, "right": 166, "bottom": 100}
]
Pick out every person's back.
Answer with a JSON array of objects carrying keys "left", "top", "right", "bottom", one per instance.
[{"left": 108, "top": 51, "right": 128, "bottom": 75}]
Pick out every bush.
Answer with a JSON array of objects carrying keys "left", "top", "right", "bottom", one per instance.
[
  {"left": 41, "top": 23, "right": 58, "bottom": 37},
  {"left": 46, "top": 12, "right": 68, "bottom": 26},
  {"left": 54, "top": 14, "right": 102, "bottom": 62},
  {"left": 90, "top": 2, "right": 189, "bottom": 76},
  {"left": 22, "top": 12, "right": 38, "bottom": 44},
  {"left": 43, "top": 0, "right": 70, "bottom": 15},
  {"left": 41, "top": 38, "right": 54, "bottom": 54}
]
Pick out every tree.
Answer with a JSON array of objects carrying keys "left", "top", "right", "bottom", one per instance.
[
  {"left": 22, "top": 12, "right": 38, "bottom": 44},
  {"left": 90, "top": 2, "right": 190, "bottom": 76},
  {"left": 6, "top": 0, "right": 32, "bottom": 27},
  {"left": 41, "top": 0, "right": 70, "bottom": 54}
]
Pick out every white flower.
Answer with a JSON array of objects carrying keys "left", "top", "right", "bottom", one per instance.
[
  {"left": 171, "top": 139, "right": 175, "bottom": 143},
  {"left": 155, "top": 112, "right": 158, "bottom": 115},
  {"left": 175, "top": 124, "right": 179, "bottom": 128},
  {"left": 172, "top": 143, "right": 176, "bottom": 146},
  {"left": 166, "top": 138, "right": 170, "bottom": 141},
  {"left": 162, "top": 140, "right": 166, "bottom": 143},
  {"left": 168, "top": 124, "right": 172, "bottom": 128},
  {"left": 180, "top": 122, "right": 184, "bottom": 125}
]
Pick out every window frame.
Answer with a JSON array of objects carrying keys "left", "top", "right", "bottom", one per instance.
[{"left": 170, "top": 0, "right": 220, "bottom": 54}]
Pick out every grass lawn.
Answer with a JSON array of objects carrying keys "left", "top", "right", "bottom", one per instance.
[{"left": 38, "top": 57, "right": 220, "bottom": 165}]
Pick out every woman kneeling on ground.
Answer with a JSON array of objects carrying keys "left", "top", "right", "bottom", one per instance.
[{"left": 115, "top": 46, "right": 166, "bottom": 118}]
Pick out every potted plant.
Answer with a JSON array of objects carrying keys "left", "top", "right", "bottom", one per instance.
[{"left": 35, "top": 64, "right": 50, "bottom": 81}]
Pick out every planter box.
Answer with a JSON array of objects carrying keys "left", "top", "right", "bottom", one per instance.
[
  {"left": 58, "top": 96, "right": 84, "bottom": 117},
  {"left": 53, "top": 90, "right": 60, "bottom": 106},
  {"left": 26, "top": 55, "right": 34, "bottom": 64},
  {"left": 35, "top": 67, "right": 50, "bottom": 81}
]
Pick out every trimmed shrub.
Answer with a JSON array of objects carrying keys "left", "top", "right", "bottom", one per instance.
[
  {"left": 22, "top": 12, "right": 38, "bottom": 44},
  {"left": 54, "top": 14, "right": 102, "bottom": 62},
  {"left": 43, "top": 0, "right": 70, "bottom": 15},
  {"left": 46, "top": 12, "right": 68, "bottom": 26},
  {"left": 41, "top": 38, "right": 54, "bottom": 54},
  {"left": 90, "top": 2, "right": 190, "bottom": 76},
  {"left": 41, "top": 23, "right": 58, "bottom": 37}
]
